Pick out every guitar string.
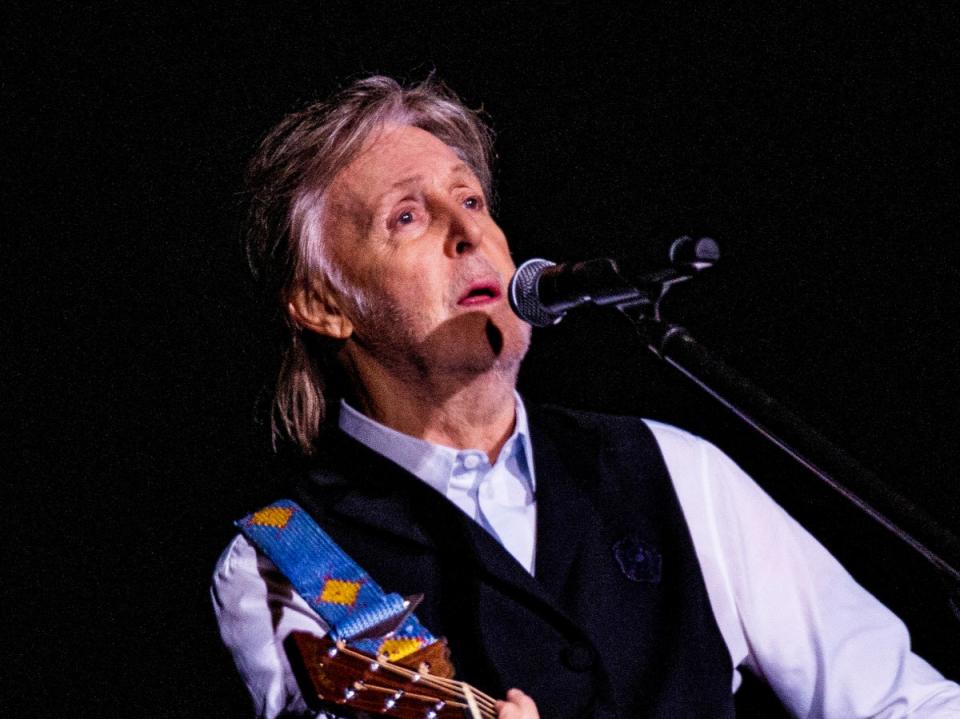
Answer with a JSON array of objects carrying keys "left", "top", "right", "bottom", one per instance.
[
  {"left": 461, "top": 681, "right": 484, "bottom": 719},
  {"left": 334, "top": 643, "right": 497, "bottom": 711},
  {"left": 318, "top": 657, "right": 491, "bottom": 719},
  {"left": 335, "top": 642, "right": 491, "bottom": 700},
  {"left": 352, "top": 682, "right": 496, "bottom": 719},
  {"left": 334, "top": 643, "right": 497, "bottom": 712}
]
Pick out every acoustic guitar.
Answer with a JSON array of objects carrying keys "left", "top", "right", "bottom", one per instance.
[{"left": 289, "top": 631, "right": 497, "bottom": 719}]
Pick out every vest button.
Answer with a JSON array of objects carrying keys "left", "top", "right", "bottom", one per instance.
[{"left": 560, "top": 643, "right": 595, "bottom": 671}]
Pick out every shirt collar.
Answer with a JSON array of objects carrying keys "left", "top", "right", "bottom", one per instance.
[{"left": 338, "top": 393, "right": 535, "bottom": 494}]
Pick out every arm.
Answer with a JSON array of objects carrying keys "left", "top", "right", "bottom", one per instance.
[
  {"left": 211, "top": 534, "right": 333, "bottom": 718},
  {"left": 650, "top": 421, "right": 960, "bottom": 718}
]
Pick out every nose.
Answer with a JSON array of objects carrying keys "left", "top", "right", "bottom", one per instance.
[{"left": 441, "top": 200, "right": 484, "bottom": 258}]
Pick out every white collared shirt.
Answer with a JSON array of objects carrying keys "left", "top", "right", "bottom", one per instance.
[
  {"left": 212, "top": 398, "right": 960, "bottom": 718},
  {"left": 338, "top": 398, "right": 537, "bottom": 572}
]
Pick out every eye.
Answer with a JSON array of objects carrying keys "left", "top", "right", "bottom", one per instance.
[
  {"left": 463, "top": 195, "right": 483, "bottom": 211},
  {"left": 396, "top": 210, "right": 415, "bottom": 225}
]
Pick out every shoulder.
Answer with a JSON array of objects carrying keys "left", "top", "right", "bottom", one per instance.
[
  {"left": 528, "top": 403, "right": 726, "bottom": 463},
  {"left": 531, "top": 407, "right": 771, "bottom": 536},
  {"left": 211, "top": 534, "right": 277, "bottom": 617},
  {"left": 527, "top": 403, "right": 659, "bottom": 451},
  {"left": 213, "top": 532, "right": 258, "bottom": 578},
  {"left": 214, "top": 530, "right": 278, "bottom": 577},
  {"left": 529, "top": 403, "right": 649, "bottom": 430},
  {"left": 530, "top": 403, "right": 714, "bottom": 441},
  {"left": 641, "top": 417, "right": 706, "bottom": 446},
  {"left": 640, "top": 418, "right": 776, "bottom": 522},
  {"left": 642, "top": 419, "right": 735, "bottom": 476}
]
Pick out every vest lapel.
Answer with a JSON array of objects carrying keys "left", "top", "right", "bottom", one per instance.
[
  {"left": 529, "top": 411, "right": 600, "bottom": 603},
  {"left": 301, "top": 439, "right": 438, "bottom": 551}
]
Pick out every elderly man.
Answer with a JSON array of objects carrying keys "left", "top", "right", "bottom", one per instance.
[{"left": 212, "top": 76, "right": 960, "bottom": 719}]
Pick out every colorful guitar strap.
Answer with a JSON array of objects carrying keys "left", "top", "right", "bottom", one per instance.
[{"left": 236, "top": 498, "right": 438, "bottom": 662}]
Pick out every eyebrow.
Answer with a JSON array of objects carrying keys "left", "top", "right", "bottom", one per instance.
[
  {"left": 384, "top": 174, "right": 423, "bottom": 194},
  {"left": 374, "top": 163, "right": 476, "bottom": 204},
  {"left": 448, "top": 162, "right": 472, "bottom": 179}
]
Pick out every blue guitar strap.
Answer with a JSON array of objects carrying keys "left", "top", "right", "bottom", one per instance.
[{"left": 236, "top": 498, "right": 438, "bottom": 661}]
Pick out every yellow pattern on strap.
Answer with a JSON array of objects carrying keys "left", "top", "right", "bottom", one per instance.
[
  {"left": 319, "top": 578, "right": 363, "bottom": 606},
  {"left": 378, "top": 636, "right": 425, "bottom": 661},
  {"left": 250, "top": 506, "right": 294, "bottom": 529}
]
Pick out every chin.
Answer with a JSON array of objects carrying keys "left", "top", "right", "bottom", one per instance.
[
  {"left": 422, "top": 311, "right": 530, "bottom": 377},
  {"left": 477, "top": 315, "right": 531, "bottom": 382},
  {"left": 495, "top": 316, "right": 532, "bottom": 365}
]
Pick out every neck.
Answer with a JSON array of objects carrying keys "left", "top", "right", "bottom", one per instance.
[{"left": 343, "top": 357, "right": 519, "bottom": 463}]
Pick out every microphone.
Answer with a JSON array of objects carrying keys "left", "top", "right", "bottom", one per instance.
[
  {"left": 508, "top": 237, "right": 719, "bottom": 327},
  {"left": 508, "top": 257, "right": 640, "bottom": 326}
]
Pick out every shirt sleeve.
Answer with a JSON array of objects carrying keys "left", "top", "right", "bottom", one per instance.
[
  {"left": 210, "top": 533, "right": 336, "bottom": 718},
  {"left": 648, "top": 420, "right": 960, "bottom": 718}
]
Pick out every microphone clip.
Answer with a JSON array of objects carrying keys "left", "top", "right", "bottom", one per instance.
[{"left": 620, "top": 235, "right": 721, "bottom": 323}]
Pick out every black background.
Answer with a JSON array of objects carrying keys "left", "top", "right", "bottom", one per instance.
[{"left": 7, "top": 3, "right": 960, "bottom": 716}]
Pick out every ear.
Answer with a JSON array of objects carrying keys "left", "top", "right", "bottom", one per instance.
[{"left": 287, "top": 282, "right": 354, "bottom": 340}]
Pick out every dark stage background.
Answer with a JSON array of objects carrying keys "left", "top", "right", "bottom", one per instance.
[{"left": 8, "top": 3, "right": 960, "bottom": 716}]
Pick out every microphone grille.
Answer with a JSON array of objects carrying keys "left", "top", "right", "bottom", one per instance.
[{"left": 508, "top": 258, "right": 564, "bottom": 327}]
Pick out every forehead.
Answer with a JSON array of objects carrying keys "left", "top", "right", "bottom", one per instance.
[{"left": 329, "top": 124, "right": 472, "bottom": 209}]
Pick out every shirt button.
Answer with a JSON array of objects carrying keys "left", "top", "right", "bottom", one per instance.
[{"left": 462, "top": 454, "right": 481, "bottom": 469}]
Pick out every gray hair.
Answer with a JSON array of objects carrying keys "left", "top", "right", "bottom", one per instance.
[{"left": 245, "top": 75, "right": 496, "bottom": 454}]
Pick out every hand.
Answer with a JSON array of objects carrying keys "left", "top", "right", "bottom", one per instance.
[{"left": 495, "top": 688, "right": 539, "bottom": 719}]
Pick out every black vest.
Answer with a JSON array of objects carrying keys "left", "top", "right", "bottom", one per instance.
[{"left": 289, "top": 405, "right": 734, "bottom": 718}]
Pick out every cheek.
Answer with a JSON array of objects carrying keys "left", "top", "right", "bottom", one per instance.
[
  {"left": 387, "top": 263, "right": 449, "bottom": 307},
  {"left": 487, "top": 230, "right": 517, "bottom": 268}
]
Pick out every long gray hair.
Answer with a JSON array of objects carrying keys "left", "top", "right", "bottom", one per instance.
[{"left": 245, "top": 75, "right": 496, "bottom": 454}]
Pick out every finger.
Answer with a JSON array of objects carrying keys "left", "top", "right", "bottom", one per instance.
[{"left": 496, "top": 688, "right": 540, "bottom": 719}]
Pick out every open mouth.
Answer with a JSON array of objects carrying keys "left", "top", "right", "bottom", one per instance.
[{"left": 458, "top": 280, "right": 503, "bottom": 307}]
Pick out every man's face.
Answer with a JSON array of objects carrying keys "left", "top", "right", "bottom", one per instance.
[{"left": 320, "top": 124, "right": 531, "bottom": 383}]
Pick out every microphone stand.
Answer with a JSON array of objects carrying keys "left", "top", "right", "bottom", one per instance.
[{"left": 611, "top": 238, "right": 960, "bottom": 620}]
